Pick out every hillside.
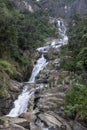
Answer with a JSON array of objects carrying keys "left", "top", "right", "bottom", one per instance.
[
  {"left": 0, "top": 0, "right": 87, "bottom": 130},
  {"left": 0, "top": 0, "right": 56, "bottom": 115},
  {"left": 11, "top": 0, "right": 87, "bottom": 22}
]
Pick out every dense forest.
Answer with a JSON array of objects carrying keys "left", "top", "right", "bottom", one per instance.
[
  {"left": 0, "top": 0, "right": 56, "bottom": 98},
  {"left": 60, "top": 15, "right": 87, "bottom": 123}
]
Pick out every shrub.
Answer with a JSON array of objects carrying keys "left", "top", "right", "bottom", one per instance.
[
  {"left": 65, "top": 82, "right": 87, "bottom": 120},
  {"left": 0, "top": 60, "right": 16, "bottom": 75}
]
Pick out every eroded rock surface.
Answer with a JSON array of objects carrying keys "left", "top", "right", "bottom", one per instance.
[
  {"left": 12, "top": 0, "right": 87, "bottom": 22},
  {"left": 0, "top": 116, "right": 29, "bottom": 130}
]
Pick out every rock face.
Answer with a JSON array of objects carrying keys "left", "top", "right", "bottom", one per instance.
[
  {"left": 0, "top": 80, "right": 23, "bottom": 116},
  {"left": 34, "top": 67, "right": 87, "bottom": 130},
  {"left": 33, "top": 45, "right": 87, "bottom": 130},
  {"left": 38, "top": 0, "right": 87, "bottom": 22},
  {"left": 12, "top": 0, "right": 87, "bottom": 22},
  {"left": 35, "top": 70, "right": 72, "bottom": 129},
  {"left": 0, "top": 116, "right": 29, "bottom": 130},
  {"left": 11, "top": 0, "right": 39, "bottom": 12}
]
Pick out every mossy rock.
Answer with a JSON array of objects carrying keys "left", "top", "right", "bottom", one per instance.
[{"left": 0, "top": 72, "right": 10, "bottom": 98}]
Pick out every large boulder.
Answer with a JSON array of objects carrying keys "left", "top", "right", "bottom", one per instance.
[{"left": 20, "top": 112, "right": 36, "bottom": 123}]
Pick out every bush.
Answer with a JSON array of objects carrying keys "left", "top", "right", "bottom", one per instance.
[
  {"left": 61, "top": 16, "right": 87, "bottom": 72},
  {"left": 0, "top": 60, "right": 15, "bottom": 75},
  {"left": 65, "top": 82, "right": 87, "bottom": 120},
  {"left": 76, "top": 47, "right": 87, "bottom": 70}
]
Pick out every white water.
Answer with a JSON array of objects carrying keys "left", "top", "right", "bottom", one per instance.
[
  {"left": 7, "top": 55, "right": 47, "bottom": 117},
  {"left": 36, "top": 119, "right": 50, "bottom": 130},
  {"left": 29, "top": 54, "right": 48, "bottom": 83},
  {"left": 7, "top": 19, "right": 68, "bottom": 118}
]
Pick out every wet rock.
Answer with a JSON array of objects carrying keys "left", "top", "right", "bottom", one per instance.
[
  {"left": 23, "top": 83, "right": 35, "bottom": 90},
  {"left": 49, "top": 126, "right": 60, "bottom": 130},
  {"left": 30, "top": 122, "right": 41, "bottom": 130}
]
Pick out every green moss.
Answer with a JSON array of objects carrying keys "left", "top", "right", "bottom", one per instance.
[
  {"left": 0, "top": 60, "right": 16, "bottom": 75},
  {"left": 0, "top": 85, "right": 7, "bottom": 98},
  {"left": 0, "top": 72, "right": 10, "bottom": 98}
]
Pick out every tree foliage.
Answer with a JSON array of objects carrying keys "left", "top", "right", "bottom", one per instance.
[
  {"left": 0, "top": 0, "right": 56, "bottom": 97},
  {"left": 0, "top": 0, "right": 56, "bottom": 71},
  {"left": 65, "top": 82, "right": 87, "bottom": 120},
  {"left": 62, "top": 15, "right": 87, "bottom": 122},
  {"left": 61, "top": 15, "right": 87, "bottom": 72}
]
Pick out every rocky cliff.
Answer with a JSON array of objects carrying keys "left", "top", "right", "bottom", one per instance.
[{"left": 12, "top": 0, "right": 87, "bottom": 21}]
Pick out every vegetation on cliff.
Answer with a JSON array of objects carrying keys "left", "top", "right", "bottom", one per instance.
[
  {"left": 61, "top": 16, "right": 87, "bottom": 72},
  {"left": 0, "top": 0, "right": 56, "bottom": 98},
  {"left": 0, "top": 0, "right": 87, "bottom": 124},
  {"left": 60, "top": 16, "right": 87, "bottom": 122}
]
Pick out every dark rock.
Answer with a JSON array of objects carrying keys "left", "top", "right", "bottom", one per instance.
[{"left": 36, "top": 79, "right": 48, "bottom": 84}]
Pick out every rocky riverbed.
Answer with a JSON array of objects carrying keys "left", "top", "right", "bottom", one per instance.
[
  {"left": 0, "top": 19, "right": 87, "bottom": 130},
  {"left": 0, "top": 79, "right": 23, "bottom": 116},
  {"left": 0, "top": 45, "right": 87, "bottom": 130}
]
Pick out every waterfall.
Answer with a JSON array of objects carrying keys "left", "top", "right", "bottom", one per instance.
[
  {"left": 29, "top": 54, "right": 48, "bottom": 83},
  {"left": 7, "top": 54, "right": 47, "bottom": 117},
  {"left": 7, "top": 19, "right": 68, "bottom": 118}
]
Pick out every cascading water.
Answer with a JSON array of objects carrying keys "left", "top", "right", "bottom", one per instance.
[
  {"left": 7, "top": 19, "right": 68, "bottom": 119},
  {"left": 7, "top": 54, "right": 47, "bottom": 117},
  {"left": 29, "top": 54, "right": 48, "bottom": 83}
]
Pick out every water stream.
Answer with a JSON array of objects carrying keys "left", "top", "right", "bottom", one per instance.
[{"left": 7, "top": 19, "right": 68, "bottom": 129}]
